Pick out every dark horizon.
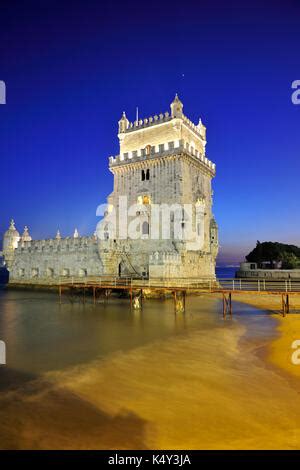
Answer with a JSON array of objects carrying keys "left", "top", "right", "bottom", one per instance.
[{"left": 1, "top": 0, "right": 299, "bottom": 264}]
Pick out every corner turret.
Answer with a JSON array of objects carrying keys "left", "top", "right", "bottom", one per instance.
[
  {"left": 2, "top": 220, "right": 20, "bottom": 270},
  {"left": 21, "top": 226, "right": 32, "bottom": 245},
  {"left": 170, "top": 93, "right": 183, "bottom": 118},
  {"left": 118, "top": 111, "right": 129, "bottom": 134}
]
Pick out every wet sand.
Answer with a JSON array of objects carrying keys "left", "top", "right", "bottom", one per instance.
[
  {"left": 1, "top": 292, "right": 300, "bottom": 449},
  {"left": 227, "top": 293, "right": 300, "bottom": 380}
]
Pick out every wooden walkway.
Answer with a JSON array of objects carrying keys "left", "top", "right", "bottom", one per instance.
[{"left": 51, "top": 276, "right": 300, "bottom": 317}]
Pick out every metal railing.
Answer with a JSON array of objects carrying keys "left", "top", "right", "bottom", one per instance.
[
  {"left": 217, "top": 278, "right": 300, "bottom": 292},
  {"left": 10, "top": 276, "right": 300, "bottom": 293}
]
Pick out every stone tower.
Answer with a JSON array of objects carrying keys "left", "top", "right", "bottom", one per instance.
[{"left": 98, "top": 95, "right": 218, "bottom": 279}]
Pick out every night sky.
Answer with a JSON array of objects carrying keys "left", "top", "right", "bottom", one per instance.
[{"left": 0, "top": 0, "right": 299, "bottom": 264}]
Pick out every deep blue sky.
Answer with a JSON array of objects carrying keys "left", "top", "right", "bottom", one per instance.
[{"left": 0, "top": 0, "right": 299, "bottom": 264}]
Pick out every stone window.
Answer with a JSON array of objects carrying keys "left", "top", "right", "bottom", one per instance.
[
  {"left": 78, "top": 268, "right": 87, "bottom": 277},
  {"left": 31, "top": 268, "right": 39, "bottom": 278},
  {"left": 61, "top": 268, "right": 70, "bottom": 277},
  {"left": 18, "top": 268, "right": 25, "bottom": 277},
  {"left": 145, "top": 144, "right": 151, "bottom": 155},
  {"left": 141, "top": 169, "right": 150, "bottom": 181},
  {"left": 142, "top": 221, "right": 149, "bottom": 235}
]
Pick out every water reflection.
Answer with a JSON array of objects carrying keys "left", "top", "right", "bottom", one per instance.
[{"left": 0, "top": 288, "right": 292, "bottom": 450}]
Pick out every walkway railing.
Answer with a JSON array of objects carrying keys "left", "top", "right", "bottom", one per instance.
[
  {"left": 56, "top": 277, "right": 300, "bottom": 293},
  {"left": 218, "top": 278, "right": 300, "bottom": 292}
]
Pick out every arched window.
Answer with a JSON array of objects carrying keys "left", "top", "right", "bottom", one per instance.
[
  {"left": 145, "top": 144, "right": 151, "bottom": 155},
  {"left": 142, "top": 221, "right": 149, "bottom": 235},
  {"left": 146, "top": 169, "right": 150, "bottom": 180}
]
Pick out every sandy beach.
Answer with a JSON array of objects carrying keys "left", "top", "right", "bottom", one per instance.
[{"left": 229, "top": 293, "right": 300, "bottom": 380}]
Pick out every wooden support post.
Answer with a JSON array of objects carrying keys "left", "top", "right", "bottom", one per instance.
[
  {"left": 222, "top": 292, "right": 232, "bottom": 318},
  {"left": 174, "top": 290, "right": 185, "bottom": 314},
  {"left": 132, "top": 290, "right": 142, "bottom": 310},
  {"left": 59, "top": 285, "right": 62, "bottom": 304},
  {"left": 83, "top": 287, "right": 86, "bottom": 304},
  {"left": 130, "top": 288, "right": 133, "bottom": 310},
  {"left": 282, "top": 293, "right": 289, "bottom": 317},
  {"left": 93, "top": 286, "right": 96, "bottom": 305}
]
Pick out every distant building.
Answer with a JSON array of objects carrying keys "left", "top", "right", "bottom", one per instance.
[
  {"left": 2, "top": 96, "right": 218, "bottom": 283},
  {"left": 236, "top": 261, "right": 300, "bottom": 279}
]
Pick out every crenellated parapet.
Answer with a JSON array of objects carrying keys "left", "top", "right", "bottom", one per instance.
[
  {"left": 15, "top": 236, "right": 98, "bottom": 253},
  {"left": 109, "top": 139, "right": 215, "bottom": 175},
  {"left": 182, "top": 114, "right": 206, "bottom": 141},
  {"left": 118, "top": 95, "right": 206, "bottom": 142},
  {"left": 120, "top": 111, "right": 172, "bottom": 134}
]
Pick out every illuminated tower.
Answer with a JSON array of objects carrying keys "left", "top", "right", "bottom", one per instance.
[{"left": 99, "top": 95, "right": 218, "bottom": 279}]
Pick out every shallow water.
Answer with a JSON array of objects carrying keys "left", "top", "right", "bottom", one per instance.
[
  {"left": 0, "top": 289, "right": 272, "bottom": 376},
  {"left": 0, "top": 289, "right": 299, "bottom": 449}
]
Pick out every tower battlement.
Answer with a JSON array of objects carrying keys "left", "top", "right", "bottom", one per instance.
[
  {"left": 15, "top": 236, "right": 97, "bottom": 253},
  {"left": 119, "top": 111, "right": 205, "bottom": 139},
  {"left": 109, "top": 139, "right": 215, "bottom": 176},
  {"left": 117, "top": 95, "right": 207, "bottom": 159}
]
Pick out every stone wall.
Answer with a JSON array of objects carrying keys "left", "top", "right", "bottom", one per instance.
[{"left": 10, "top": 237, "right": 102, "bottom": 281}]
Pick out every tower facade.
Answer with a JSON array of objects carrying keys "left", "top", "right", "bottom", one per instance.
[
  {"left": 3, "top": 95, "right": 218, "bottom": 283},
  {"left": 98, "top": 95, "right": 218, "bottom": 279}
]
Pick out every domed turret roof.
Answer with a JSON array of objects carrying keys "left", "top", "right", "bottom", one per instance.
[
  {"left": 4, "top": 219, "right": 20, "bottom": 239},
  {"left": 21, "top": 226, "right": 32, "bottom": 242},
  {"left": 3, "top": 219, "right": 20, "bottom": 251}
]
